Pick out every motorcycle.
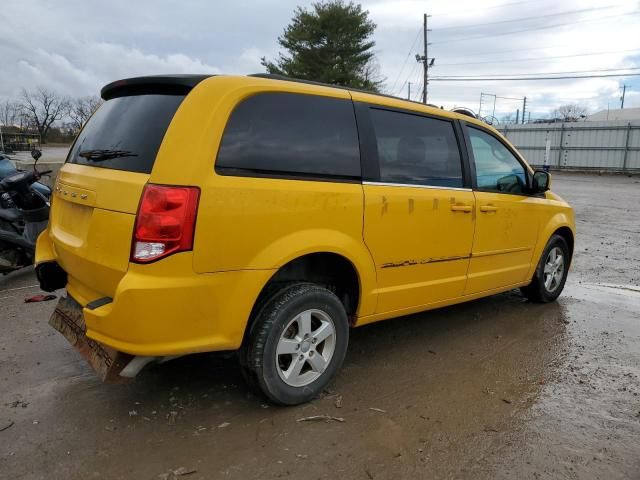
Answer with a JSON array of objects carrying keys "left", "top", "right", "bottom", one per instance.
[
  {"left": 0, "top": 149, "right": 52, "bottom": 274},
  {"left": 0, "top": 152, "right": 51, "bottom": 210}
]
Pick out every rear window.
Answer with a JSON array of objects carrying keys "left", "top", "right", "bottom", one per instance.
[
  {"left": 67, "top": 94, "right": 185, "bottom": 174},
  {"left": 216, "top": 92, "right": 361, "bottom": 179}
]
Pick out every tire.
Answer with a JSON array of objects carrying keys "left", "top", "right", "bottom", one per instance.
[
  {"left": 521, "top": 234, "right": 571, "bottom": 303},
  {"left": 240, "top": 282, "right": 349, "bottom": 405}
]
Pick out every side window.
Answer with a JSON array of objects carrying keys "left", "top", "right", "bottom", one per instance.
[
  {"left": 216, "top": 92, "right": 360, "bottom": 178},
  {"left": 467, "top": 127, "right": 527, "bottom": 194},
  {"left": 368, "top": 108, "right": 463, "bottom": 188}
]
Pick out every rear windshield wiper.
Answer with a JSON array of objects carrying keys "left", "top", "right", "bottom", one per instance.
[{"left": 78, "top": 149, "right": 138, "bottom": 161}]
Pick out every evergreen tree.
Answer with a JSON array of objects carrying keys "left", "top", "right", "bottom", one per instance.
[{"left": 262, "top": 1, "right": 383, "bottom": 92}]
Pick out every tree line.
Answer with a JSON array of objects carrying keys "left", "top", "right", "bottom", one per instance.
[
  {"left": 498, "top": 104, "right": 590, "bottom": 125},
  {"left": 0, "top": 88, "right": 102, "bottom": 144}
]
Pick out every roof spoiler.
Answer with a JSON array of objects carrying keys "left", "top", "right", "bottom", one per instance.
[{"left": 100, "top": 75, "right": 214, "bottom": 100}]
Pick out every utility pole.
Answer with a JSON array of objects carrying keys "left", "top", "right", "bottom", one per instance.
[
  {"left": 522, "top": 96, "right": 527, "bottom": 124},
  {"left": 516, "top": 109, "right": 520, "bottom": 124},
  {"left": 423, "top": 13, "right": 428, "bottom": 104},
  {"left": 621, "top": 84, "right": 626, "bottom": 109},
  {"left": 415, "top": 13, "right": 432, "bottom": 104},
  {"left": 408, "top": 82, "right": 412, "bottom": 100}
]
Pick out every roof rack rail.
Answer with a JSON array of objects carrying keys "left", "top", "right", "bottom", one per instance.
[
  {"left": 248, "top": 73, "right": 442, "bottom": 109},
  {"left": 451, "top": 107, "right": 477, "bottom": 119}
]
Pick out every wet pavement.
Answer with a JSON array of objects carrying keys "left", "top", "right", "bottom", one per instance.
[{"left": 1, "top": 172, "right": 639, "bottom": 479}]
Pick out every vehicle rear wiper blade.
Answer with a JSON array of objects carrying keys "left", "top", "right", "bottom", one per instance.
[{"left": 78, "top": 149, "right": 138, "bottom": 161}]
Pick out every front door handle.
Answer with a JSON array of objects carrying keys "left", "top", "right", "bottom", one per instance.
[
  {"left": 480, "top": 204, "right": 498, "bottom": 213},
  {"left": 451, "top": 204, "right": 473, "bottom": 213}
]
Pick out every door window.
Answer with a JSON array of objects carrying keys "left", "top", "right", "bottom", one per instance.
[
  {"left": 468, "top": 127, "right": 527, "bottom": 194},
  {"left": 369, "top": 108, "right": 463, "bottom": 188}
]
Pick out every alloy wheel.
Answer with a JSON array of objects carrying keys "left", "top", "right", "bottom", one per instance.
[
  {"left": 543, "top": 246, "right": 565, "bottom": 293},
  {"left": 275, "top": 309, "right": 336, "bottom": 387}
]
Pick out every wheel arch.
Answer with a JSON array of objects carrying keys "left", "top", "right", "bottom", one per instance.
[
  {"left": 553, "top": 225, "right": 574, "bottom": 259},
  {"left": 247, "top": 228, "right": 377, "bottom": 311},
  {"left": 255, "top": 251, "right": 362, "bottom": 315},
  {"left": 527, "top": 212, "right": 576, "bottom": 280},
  {"left": 241, "top": 250, "right": 373, "bottom": 349}
]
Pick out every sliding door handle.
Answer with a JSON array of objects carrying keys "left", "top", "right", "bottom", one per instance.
[
  {"left": 451, "top": 204, "right": 473, "bottom": 213},
  {"left": 480, "top": 204, "right": 498, "bottom": 213}
]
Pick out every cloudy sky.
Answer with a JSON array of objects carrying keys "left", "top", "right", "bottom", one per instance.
[{"left": 1, "top": 0, "right": 639, "bottom": 119}]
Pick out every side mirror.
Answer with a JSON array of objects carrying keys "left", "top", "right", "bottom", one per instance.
[
  {"left": 31, "top": 149, "right": 42, "bottom": 161},
  {"left": 532, "top": 170, "right": 551, "bottom": 193}
]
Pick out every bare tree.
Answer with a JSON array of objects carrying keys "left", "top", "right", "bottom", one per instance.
[
  {"left": 19, "top": 87, "right": 70, "bottom": 143},
  {"left": 0, "top": 99, "right": 19, "bottom": 127},
  {"left": 551, "top": 103, "right": 588, "bottom": 122},
  {"left": 500, "top": 112, "right": 516, "bottom": 125},
  {"left": 361, "top": 59, "right": 386, "bottom": 93},
  {"left": 68, "top": 96, "right": 102, "bottom": 135}
]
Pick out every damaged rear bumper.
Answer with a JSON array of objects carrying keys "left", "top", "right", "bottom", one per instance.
[{"left": 49, "top": 295, "right": 133, "bottom": 383}]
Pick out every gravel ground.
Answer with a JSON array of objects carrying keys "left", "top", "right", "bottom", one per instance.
[{"left": 0, "top": 172, "right": 639, "bottom": 480}]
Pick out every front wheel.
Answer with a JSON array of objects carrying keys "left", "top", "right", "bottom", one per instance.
[
  {"left": 241, "top": 283, "right": 349, "bottom": 405},
  {"left": 521, "top": 234, "right": 571, "bottom": 303}
]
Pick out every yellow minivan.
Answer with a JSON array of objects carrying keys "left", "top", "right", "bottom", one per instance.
[{"left": 36, "top": 74, "right": 575, "bottom": 404}]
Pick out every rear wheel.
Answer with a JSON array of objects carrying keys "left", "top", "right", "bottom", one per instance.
[
  {"left": 240, "top": 283, "right": 349, "bottom": 405},
  {"left": 521, "top": 234, "right": 570, "bottom": 303}
]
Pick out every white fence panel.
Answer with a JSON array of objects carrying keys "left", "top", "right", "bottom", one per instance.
[{"left": 498, "top": 121, "right": 640, "bottom": 171}]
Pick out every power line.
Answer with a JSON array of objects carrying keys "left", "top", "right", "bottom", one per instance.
[
  {"left": 432, "top": 11, "right": 640, "bottom": 45},
  {"left": 430, "top": 73, "right": 640, "bottom": 82},
  {"left": 434, "top": 67, "right": 640, "bottom": 78},
  {"left": 437, "top": 48, "right": 640, "bottom": 67},
  {"left": 444, "top": 43, "right": 617, "bottom": 58},
  {"left": 435, "top": 5, "right": 618, "bottom": 31},
  {"left": 412, "top": 78, "right": 423, "bottom": 102},
  {"left": 434, "top": 0, "right": 540, "bottom": 17},
  {"left": 396, "top": 59, "right": 420, "bottom": 96},
  {"left": 389, "top": 28, "right": 422, "bottom": 93}
]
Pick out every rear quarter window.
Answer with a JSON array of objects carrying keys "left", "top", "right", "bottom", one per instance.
[
  {"left": 216, "top": 92, "right": 361, "bottom": 180},
  {"left": 67, "top": 94, "right": 185, "bottom": 174}
]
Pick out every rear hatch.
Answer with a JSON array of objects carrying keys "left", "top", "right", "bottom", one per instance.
[{"left": 50, "top": 76, "right": 207, "bottom": 300}]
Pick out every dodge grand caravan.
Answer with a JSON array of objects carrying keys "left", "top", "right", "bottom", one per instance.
[{"left": 36, "top": 74, "right": 575, "bottom": 405}]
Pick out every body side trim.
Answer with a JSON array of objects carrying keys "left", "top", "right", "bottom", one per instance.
[{"left": 471, "top": 246, "right": 531, "bottom": 258}]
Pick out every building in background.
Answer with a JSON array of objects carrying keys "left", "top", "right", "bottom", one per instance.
[{"left": 586, "top": 107, "right": 640, "bottom": 122}]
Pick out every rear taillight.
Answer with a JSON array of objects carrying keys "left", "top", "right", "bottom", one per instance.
[{"left": 131, "top": 184, "right": 200, "bottom": 263}]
